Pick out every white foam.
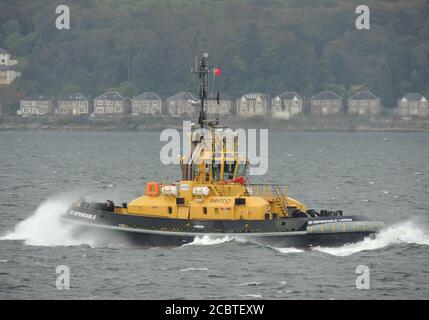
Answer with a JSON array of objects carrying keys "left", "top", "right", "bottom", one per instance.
[
  {"left": 239, "top": 293, "right": 262, "bottom": 298},
  {"left": 312, "top": 221, "right": 429, "bottom": 256},
  {"left": 180, "top": 267, "right": 208, "bottom": 272},
  {"left": 236, "top": 281, "right": 261, "bottom": 287},
  {"left": 183, "top": 235, "right": 235, "bottom": 246},
  {"left": 273, "top": 247, "right": 304, "bottom": 254},
  {"left": 0, "top": 195, "right": 95, "bottom": 247}
]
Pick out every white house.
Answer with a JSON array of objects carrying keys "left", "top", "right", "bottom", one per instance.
[
  {"left": 396, "top": 93, "right": 428, "bottom": 117},
  {"left": 93, "top": 91, "right": 129, "bottom": 115},
  {"left": 0, "top": 48, "right": 19, "bottom": 85},
  {"left": 131, "top": 92, "right": 162, "bottom": 115},
  {"left": 271, "top": 92, "right": 303, "bottom": 119},
  {"left": 236, "top": 93, "right": 269, "bottom": 116}
]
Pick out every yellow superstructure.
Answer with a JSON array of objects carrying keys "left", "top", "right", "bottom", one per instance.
[{"left": 116, "top": 127, "right": 307, "bottom": 220}]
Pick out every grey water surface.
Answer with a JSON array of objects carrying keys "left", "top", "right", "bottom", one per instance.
[{"left": 0, "top": 131, "right": 428, "bottom": 299}]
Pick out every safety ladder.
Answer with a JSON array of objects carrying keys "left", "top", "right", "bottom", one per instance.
[{"left": 272, "top": 185, "right": 288, "bottom": 216}]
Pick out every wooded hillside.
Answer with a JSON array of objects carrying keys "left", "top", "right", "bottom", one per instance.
[{"left": 1, "top": 0, "right": 428, "bottom": 109}]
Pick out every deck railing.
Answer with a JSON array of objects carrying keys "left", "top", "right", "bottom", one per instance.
[{"left": 245, "top": 184, "right": 288, "bottom": 198}]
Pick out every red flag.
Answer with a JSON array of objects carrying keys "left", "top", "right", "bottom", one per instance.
[
  {"left": 225, "top": 176, "right": 245, "bottom": 185},
  {"left": 214, "top": 67, "right": 222, "bottom": 76}
]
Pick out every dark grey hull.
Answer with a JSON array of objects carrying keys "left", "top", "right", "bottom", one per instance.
[{"left": 63, "top": 205, "right": 385, "bottom": 248}]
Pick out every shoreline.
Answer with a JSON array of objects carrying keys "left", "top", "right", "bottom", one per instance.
[{"left": 1, "top": 114, "right": 429, "bottom": 132}]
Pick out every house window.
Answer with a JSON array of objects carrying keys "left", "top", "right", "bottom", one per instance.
[
  {"left": 96, "top": 100, "right": 102, "bottom": 105},
  {"left": 115, "top": 107, "right": 122, "bottom": 112},
  {"left": 106, "top": 100, "right": 112, "bottom": 105},
  {"left": 116, "top": 100, "right": 121, "bottom": 105},
  {"left": 293, "top": 100, "right": 299, "bottom": 105}
]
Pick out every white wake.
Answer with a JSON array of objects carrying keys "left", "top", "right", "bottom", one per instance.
[
  {"left": 274, "top": 247, "right": 305, "bottom": 254},
  {"left": 183, "top": 235, "right": 235, "bottom": 246},
  {"left": 0, "top": 195, "right": 96, "bottom": 247},
  {"left": 312, "top": 221, "right": 429, "bottom": 256}
]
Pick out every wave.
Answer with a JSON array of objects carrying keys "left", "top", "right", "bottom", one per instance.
[
  {"left": 312, "top": 221, "right": 429, "bottom": 256},
  {"left": 273, "top": 247, "right": 305, "bottom": 254},
  {"left": 183, "top": 235, "right": 236, "bottom": 246},
  {"left": 239, "top": 293, "right": 262, "bottom": 298},
  {"left": 236, "top": 281, "right": 261, "bottom": 287},
  {"left": 180, "top": 267, "right": 208, "bottom": 272},
  {"left": 0, "top": 195, "right": 96, "bottom": 247}
]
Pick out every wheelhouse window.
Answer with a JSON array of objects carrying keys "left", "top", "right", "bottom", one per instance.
[
  {"left": 212, "top": 163, "right": 221, "bottom": 181},
  {"left": 236, "top": 163, "right": 246, "bottom": 177},
  {"left": 223, "top": 161, "right": 236, "bottom": 180}
]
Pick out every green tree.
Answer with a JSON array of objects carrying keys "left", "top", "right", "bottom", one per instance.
[
  {"left": 1, "top": 20, "right": 21, "bottom": 36},
  {"left": 377, "top": 63, "right": 395, "bottom": 108}
]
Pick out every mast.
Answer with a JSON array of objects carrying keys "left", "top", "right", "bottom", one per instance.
[
  {"left": 191, "top": 52, "right": 219, "bottom": 128},
  {"left": 192, "top": 52, "right": 208, "bottom": 128},
  {"left": 185, "top": 53, "right": 224, "bottom": 182}
]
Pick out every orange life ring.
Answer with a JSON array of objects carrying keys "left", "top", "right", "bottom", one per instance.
[{"left": 146, "top": 182, "right": 160, "bottom": 196}]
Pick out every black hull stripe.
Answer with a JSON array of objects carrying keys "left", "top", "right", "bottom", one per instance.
[{"left": 61, "top": 217, "right": 378, "bottom": 237}]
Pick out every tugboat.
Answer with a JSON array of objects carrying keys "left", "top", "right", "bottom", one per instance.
[{"left": 63, "top": 53, "right": 385, "bottom": 247}]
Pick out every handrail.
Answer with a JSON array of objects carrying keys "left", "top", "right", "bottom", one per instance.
[
  {"left": 245, "top": 184, "right": 289, "bottom": 198},
  {"left": 272, "top": 185, "right": 289, "bottom": 213}
]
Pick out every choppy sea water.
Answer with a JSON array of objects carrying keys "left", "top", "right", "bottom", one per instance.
[{"left": 0, "top": 131, "right": 428, "bottom": 299}]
